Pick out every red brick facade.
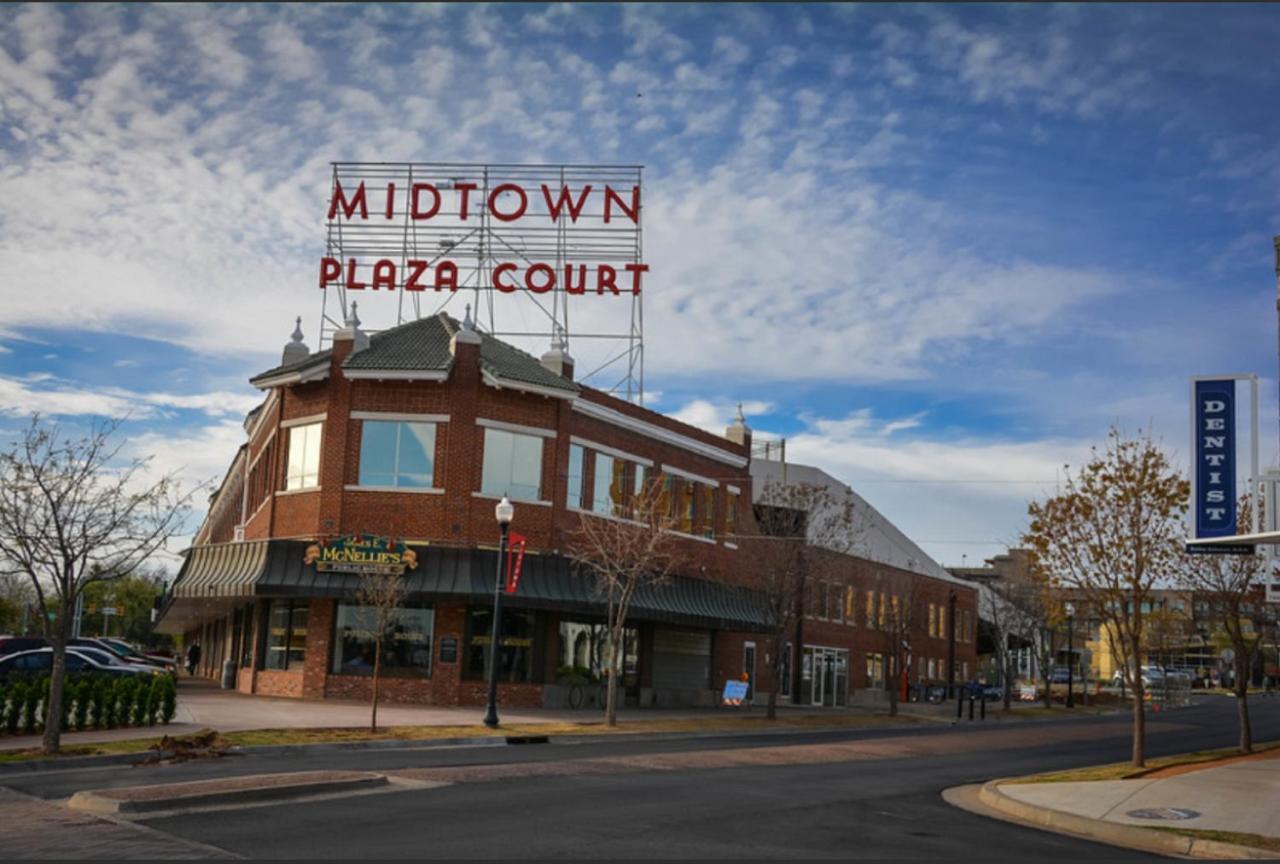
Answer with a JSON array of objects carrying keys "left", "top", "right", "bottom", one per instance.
[{"left": 175, "top": 323, "right": 978, "bottom": 708}]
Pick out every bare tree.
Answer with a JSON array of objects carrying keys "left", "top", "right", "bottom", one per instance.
[
  {"left": 568, "top": 480, "right": 680, "bottom": 727},
  {"left": 1025, "top": 428, "right": 1188, "bottom": 767},
  {"left": 749, "top": 480, "right": 859, "bottom": 720},
  {"left": 352, "top": 569, "right": 409, "bottom": 733},
  {"left": 0, "top": 417, "right": 195, "bottom": 754},
  {"left": 980, "top": 581, "right": 1027, "bottom": 712},
  {"left": 874, "top": 569, "right": 922, "bottom": 717},
  {"left": 1180, "top": 495, "right": 1266, "bottom": 753}
]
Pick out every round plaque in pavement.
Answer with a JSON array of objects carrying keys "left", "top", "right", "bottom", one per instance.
[{"left": 1126, "top": 807, "right": 1201, "bottom": 821}]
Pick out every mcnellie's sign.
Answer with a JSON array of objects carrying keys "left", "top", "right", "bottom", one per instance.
[
  {"left": 319, "top": 178, "right": 648, "bottom": 296},
  {"left": 303, "top": 534, "right": 419, "bottom": 575}
]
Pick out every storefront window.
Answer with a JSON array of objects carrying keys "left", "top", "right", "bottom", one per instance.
[
  {"left": 465, "top": 608, "right": 540, "bottom": 683},
  {"left": 358, "top": 420, "right": 436, "bottom": 488},
  {"left": 567, "top": 444, "right": 584, "bottom": 509},
  {"left": 285, "top": 422, "right": 322, "bottom": 490},
  {"left": 263, "top": 599, "right": 307, "bottom": 670},
  {"left": 557, "top": 620, "right": 637, "bottom": 685},
  {"left": 480, "top": 428, "right": 543, "bottom": 501},
  {"left": 331, "top": 603, "right": 434, "bottom": 676}
]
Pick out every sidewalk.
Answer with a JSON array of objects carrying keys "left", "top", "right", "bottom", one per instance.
[
  {"left": 978, "top": 749, "right": 1280, "bottom": 858},
  {"left": 0, "top": 679, "right": 921, "bottom": 753}
]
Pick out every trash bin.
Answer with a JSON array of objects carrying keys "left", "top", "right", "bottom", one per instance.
[{"left": 221, "top": 658, "right": 236, "bottom": 690}]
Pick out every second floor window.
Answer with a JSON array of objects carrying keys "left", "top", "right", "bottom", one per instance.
[
  {"left": 285, "top": 422, "right": 322, "bottom": 490},
  {"left": 358, "top": 421, "right": 437, "bottom": 488},
  {"left": 567, "top": 444, "right": 585, "bottom": 509},
  {"left": 481, "top": 428, "right": 543, "bottom": 501}
]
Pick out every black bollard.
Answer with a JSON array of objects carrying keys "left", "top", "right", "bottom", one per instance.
[
  {"left": 968, "top": 694, "right": 975, "bottom": 721},
  {"left": 981, "top": 695, "right": 986, "bottom": 720},
  {"left": 957, "top": 692, "right": 964, "bottom": 719}
]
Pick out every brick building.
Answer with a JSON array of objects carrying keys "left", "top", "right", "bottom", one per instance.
[{"left": 156, "top": 307, "right": 977, "bottom": 708}]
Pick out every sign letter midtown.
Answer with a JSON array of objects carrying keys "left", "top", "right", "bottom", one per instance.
[{"left": 1194, "top": 379, "right": 1236, "bottom": 538}]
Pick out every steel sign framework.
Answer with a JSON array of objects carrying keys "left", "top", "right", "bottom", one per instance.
[{"left": 318, "top": 162, "right": 646, "bottom": 403}]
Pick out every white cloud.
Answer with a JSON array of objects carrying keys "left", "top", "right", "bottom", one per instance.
[
  {"left": 669, "top": 398, "right": 774, "bottom": 434},
  {"left": 0, "top": 374, "right": 261, "bottom": 419}
]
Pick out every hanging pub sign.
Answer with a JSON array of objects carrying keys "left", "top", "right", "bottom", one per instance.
[{"left": 303, "top": 534, "right": 419, "bottom": 575}]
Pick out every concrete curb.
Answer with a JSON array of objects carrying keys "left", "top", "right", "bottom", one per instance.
[
  {"left": 977, "top": 778, "right": 1279, "bottom": 860},
  {"left": 68, "top": 771, "right": 387, "bottom": 815}
]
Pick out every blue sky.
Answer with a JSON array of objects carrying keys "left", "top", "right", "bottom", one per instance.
[{"left": 2, "top": 3, "right": 1278, "bottom": 569}]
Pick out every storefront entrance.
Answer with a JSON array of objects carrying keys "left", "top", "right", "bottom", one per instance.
[{"left": 802, "top": 646, "right": 848, "bottom": 706}]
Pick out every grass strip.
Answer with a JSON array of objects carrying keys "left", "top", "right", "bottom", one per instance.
[
  {"left": 1009, "top": 740, "right": 1280, "bottom": 784},
  {"left": 0, "top": 711, "right": 922, "bottom": 763}
]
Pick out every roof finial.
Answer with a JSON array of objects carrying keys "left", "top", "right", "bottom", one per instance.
[
  {"left": 281, "top": 315, "right": 311, "bottom": 365},
  {"left": 735, "top": 402, "right": 745, "bottom": 424},
  {"left": 348, "top": 301, "right": 361, "bottom": 329},
  {"left": 462, "top": 303, "right": 475, "bottom": 332}
]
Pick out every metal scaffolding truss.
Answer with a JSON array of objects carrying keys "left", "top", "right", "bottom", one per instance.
[{"left": 318, "top": 162, "right": 645, "bottom": 403}]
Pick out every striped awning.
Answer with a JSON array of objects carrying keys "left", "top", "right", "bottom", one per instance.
[
  {"left": 257, "top": 541, "right": 774, "bottom": 632},
  {"left": 171, "top": 540, "right": 270, "bottom": 598},
  {"left": 161, "top": 539, "right": 773, "bottom": 633}
]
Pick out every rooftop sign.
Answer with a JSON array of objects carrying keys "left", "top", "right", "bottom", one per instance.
[{"left": 318, "top": 163, "right": 647, "bottom": 297}]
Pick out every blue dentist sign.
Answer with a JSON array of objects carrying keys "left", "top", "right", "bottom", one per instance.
[{"left": 1193, "top": 378, "right": 1237, "bottom": 540}]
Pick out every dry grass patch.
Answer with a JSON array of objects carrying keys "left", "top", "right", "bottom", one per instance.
[
  {"left": 1010, "top": 740, "right": 1280, "bottom": 784},
  {"left": 0, "top": 711, "right": 920, "bottom": 762}
]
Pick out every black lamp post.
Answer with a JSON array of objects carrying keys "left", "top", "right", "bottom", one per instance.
[
  {"left": 1065, "top": 602, "right": 1076, "bottom": 708},
  {"left": 483, "top": 495, "right": 515, "bottom": 729}
]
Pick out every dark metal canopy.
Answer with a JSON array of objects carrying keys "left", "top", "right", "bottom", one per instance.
[{"left": 163, "top": 540, "right": 772, "bottom": 633}]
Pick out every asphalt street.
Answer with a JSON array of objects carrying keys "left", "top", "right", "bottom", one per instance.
[{"left": 3, "top": 697, "right": 1278, "bottom": 859}]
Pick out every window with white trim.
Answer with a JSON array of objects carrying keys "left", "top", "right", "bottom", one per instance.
[
  {"left": 358, "top": 421, "right": 436, "bottom": 488},
  {"left": 593, "top": 452, "right": 624, "bottom": 516},
  {"left": 567, "top": 444, "right": 585, "bottom": 509},
  {"left": 285, "top": 423, "right": 322, "bottom": 490},
  {"left": 481, "top": 428, "right": 543, "bottom": 501}
]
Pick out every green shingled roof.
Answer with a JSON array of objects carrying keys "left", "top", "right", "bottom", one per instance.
[{"left": 250, "top": 313, "right": 578, "bottom": 395}]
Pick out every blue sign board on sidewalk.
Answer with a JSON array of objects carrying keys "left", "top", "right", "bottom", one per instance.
[
  {"left": 1193, "top": 379, "right": 1237, "bottom": 540},
  {"left": 722, "top": 680, "right": 749, "bottom": 706}
]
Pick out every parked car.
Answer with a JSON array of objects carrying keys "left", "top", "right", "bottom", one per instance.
[
  {"left": 1049, "top": 667, "right": 1072, "bottom": 684},
  {"left": 0, "top": 636, "right": 173, "bottom": 675},
  {"left": 0, "top": 647, "right": 158, "bottom": 683},
  {"left": 981, "top": 685, "right": 1004, "bottom": 702},
  {"left": 0, "top": 635, "right": 48, "bottom": 658},
  {"left": 1112, "top": 666, "right": 1165, "bottom": 688},
  {"left": 95, "top": 638, "right": 177, "bottom": 675}
]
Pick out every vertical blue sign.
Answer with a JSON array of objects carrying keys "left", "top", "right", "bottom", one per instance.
[{"left": 1194, "top": 379, "right": 1236, "bottom": 538}]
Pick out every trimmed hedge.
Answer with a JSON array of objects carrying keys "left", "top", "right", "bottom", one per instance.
[{"left": 0, "top": 673, "right": 179, "bottom": 736}]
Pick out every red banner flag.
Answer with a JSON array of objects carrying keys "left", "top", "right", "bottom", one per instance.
[{"left": 505, "top": 533, "right": 527, "bottom": 594}]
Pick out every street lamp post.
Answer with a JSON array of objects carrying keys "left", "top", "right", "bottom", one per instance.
[
  {"left": 1065, "top": 602, "right": 1076, "bottom": 709},
  {"left": 483, "top": 496, "right": 515, "bottom": 729}
]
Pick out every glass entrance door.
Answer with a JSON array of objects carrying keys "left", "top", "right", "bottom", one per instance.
[{"left": 804, "top": 646, "right": 849, "bottom": 707}]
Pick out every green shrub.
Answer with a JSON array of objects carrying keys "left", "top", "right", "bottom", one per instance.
[
  {"left": 22, "top": 679, "right": 41, "bottom": 733},
  {"left": 0, "top": 683, "right": 7, "bottom": 734},
  {"left": 5, "top": 682, "right": 24, "bottom": 735},
  {"left": 131, "top": 679, "right": 149, "bottom": 726},
  {"left": 91, "top": 678, "right": 108, "bottom": 729},
  {"left": 144, "top": 678, "right": 160, "bottom": 726},
  {"left": 58, "top": 679, "right": 73, "bottom": 731},
  {"left": 75, "top": 679, "right": 91, "bottom": 730},
  {"left": 160, "top": 676, "right": 176, "bottom": 724}
]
